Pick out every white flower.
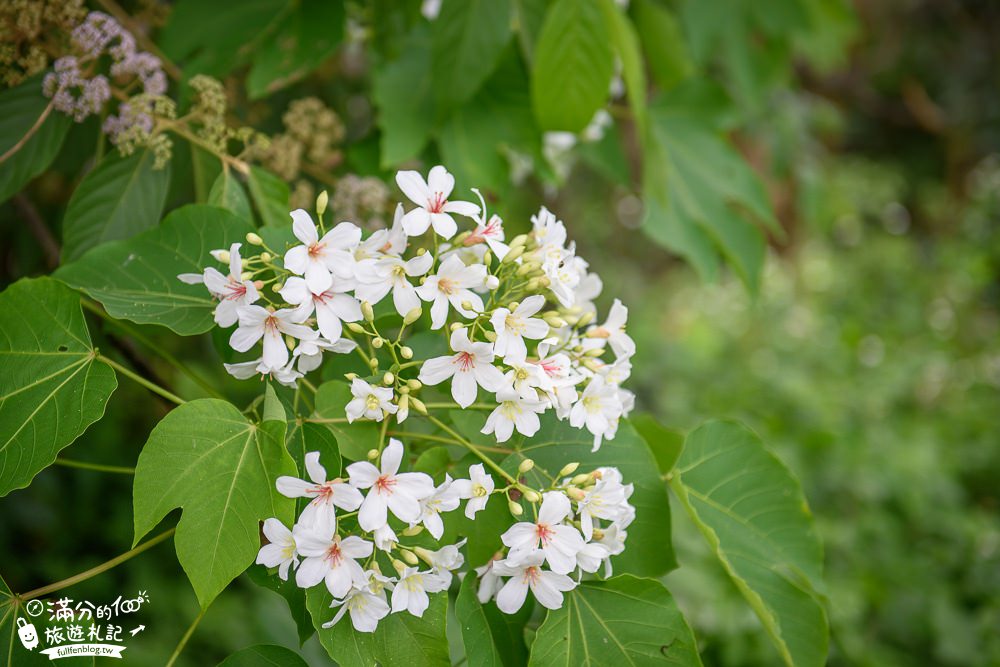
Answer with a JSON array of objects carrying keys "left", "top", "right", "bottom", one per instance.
[
  {"left": 391, "top": 567, "right": 449, "bottom": 617},
  {"left": 482, "top": 388, "right": 547, "bottom": 442},
  {"left": 416, "top": 255, "right": 488, "bottom": 329},
  {"left": 501, "top": 492, "right": 585, "bottom": 575},
  {"left": 417, "top": 540, "right": 466, "bottom": 587},
  {"left": 255, "top": 518, "right": 298, "bottom": 581},
  {"left": 355, "top": 252, "right": 433, "bottom": 316},
  {"left": 493, "top": 550, "right": 576, "bottom": 613},
  {"left": 283, "top": 210, "right": 361, "bottom": 294},
  {"left": 575, "top": 540, "right": 611, "bottom": 574},
  {"left": 490, "top": 295, "right": 549, "bottom": 361},
  {"left": 414, "top": 475, "right": 462, "bottom": 539},
  {"left": 322, "top": 584, "right": 390, "bottom": 633},
  {"left": 465, "top": 213, "right": 509, "bottom": 259},
  {"left": 418, "top": 328, "right": 506, "bottom": 408},
  {"left": 351, "top": 204, "right": 407, "bottom": 265},
  {"left": 396, "top": 166, "right": 479, "bottom": 239},
  {"left": 187, "top": 243, "right": 259, "bottom": 327},
  {"left": 571, "top": 257, "right": 603, "bottom": 315},
  {"left": 279, "top": 276, "right": 362, "bottom": 343},
  {"left": 503, "top": 358, "right": 549, "bottom": 401},
  {"left": 229, "top": 306, "right": 317, "bottom": 371},
  {"left": 373, "top": 523, "right": 398, "bottom": 551},
  {"left": 451, "top": 464, "right": 494, "bottom": 519},
  {"left": 575, "top": 469, "right": 629, "bottom": 541},
  {"left": 347, "top": 439, "right": 435, "bottom": 531},
  {"left": 293, "top": 336, "right": 357, "bottom": 373},
  {"left": 543, "top": 253, "right": 582, "bottom": 308},
  {"left": 587, "top": 299, "right": 635, "bottom": 359},
  {"left": 275, "top": 451, "right": 364, "bottom": 526},
  {"left": 569, "top": 375, "right": 624, "bottom": 451},
  {"left": 474, "top": 558, "right": 504, "bottom": 603},
  {"left": 594, "top": 523, "right": 627, "bottom": 577},
  {"left": 294, "top": 512, "right": 373, "bottom": 598},
  {"left": 531, "top": 207, "right": 568, "bottom": 251},
  {"left": 345, "top": 378, "right": 398, "bottom": 423}
]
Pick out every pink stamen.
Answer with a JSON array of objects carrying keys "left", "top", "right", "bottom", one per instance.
[
  {"left": 454, "top": 352, "right": 475, "bottom": 372},
  {"left": 428, "top": 192, "right": 447, "bottom": 213}
]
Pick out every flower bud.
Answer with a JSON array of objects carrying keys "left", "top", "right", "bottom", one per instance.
[
  {"left": 246, "top": 232, "right": 263, "bottom": 246},
  {"left": 400, "top": 345, "right": 414, "bottom": 359},
  {"left": 517, "top": 262, "right": 540, "bottom": 277},
  {"left": 403, "top": 307, "right": 423, "bottom": 326},
  {"left": 559, "top": 462, "right": 580, "bottom": 477},
  {"left": 450, "top": 322, "right": 464, "bottom": 332},
  {"left": 571, "top": 473, "right": 591, "bottom": 486},
  {"left": 361, "top": 301, "right": 375, "bottom": 322},
  {"left": 410, "top": 397, "right": 427, "bottom": 414},
  {"left": 526, "top": 278, "right": 542, "bottom": 291},
  {"left": 518, "top": 458, "right": 535, "bottom": 473},
  {"left": 508, "top": 500, "right": 523, "bottom": 516},
  {"left": 453, "top": 231, "right": 471, "bottom": 245},
  {"left": 484, "top": 331, "right": 497, "bottom": 342},
  {"left": 399, "top": 385, "right": 410, "bottom": 395},
  {"left": 522, "top": 489, "right": 541, "bottom": 503},
  {"left": 271, "top": 282, "right": 284, "bottom": 292},
  {"left": 316, "top": 190, "right": 329, "bottom": 216},
  {"left": 483, "top": 250, "right": 493, "bottom": 266},
  {"left": 567, "top": 486, "right": 587, "bottom": 501},
  {"left": 285, "top": 334, "right": 296, "bottom": 350},
  {"left": 383, "top": 372, "right": 394, "bottom": 385},
  {"left": 536, "top": 276, "right": 551, "bottom": 288},
  {"left": 509, "top": 233, "right": 528, "bottom": 248},
  {"left": 460, "top": 299, "right": 473, "bottom": 311},
  {"left": 369, "top": 357, "right": 379, "bottom": 370},
  {"left": 391, "top": 559, "right": 407, "bottom": 574},
  {"left": 416, "top": 247, "right": 427, "bottom": 255},
  {"left": 485, "top": 275, "right": 500, "bottom": 290},
  {"left": 367, "top": 449, "right": 379, "bottom": 460},
  {"left": 502, "top": 245, "right": 524, "bottom": 263},
  {"left": 241, "top": 271, "right": 253, "bottom": 281},
  {"left": 577, "top": 311, "right": 595, "bottom": 327},
  {"left": 253, "top": 280, "right": 265, "bottom": 290},
  {"left": 591, "top": 528, "right": 605, "bottom": 541},
  {"left": 407, "top": 379, "right": 422, "bottom": 391},
  {"left": 397, "top": 394, "right": 409, "bottom": 418},
  {"left": 544, "top": 315, "right": 567, "bottom": 328},
  {"left": 345, "top": 372, "right": 358, "bottom": 381},
  {"left": 585, "top": 347, "right": 605, "bottom": 357},
  {"left": 347, "top": 322, "right": 366, "bottom": 334},
  {"left": 412, "top": 545, "right": 434, "bottom": 563},
  {"left": 402, "top": 525, "right": 425, "bottom": 538},
  {"left": 508, "top": 301, "right": 520, "bottom": 311},
  {"left": 372, "top": 337, "right": 384, "bottom": 349},
  {"left": 400, "top": 549, "right": 419, "bottom": 566},
  {"left": 259, "top": 251, "right": 272, "bottom": 262}
]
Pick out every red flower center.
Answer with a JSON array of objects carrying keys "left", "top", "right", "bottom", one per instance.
[{"left": 428, "top": 192, "right": 447, "bottom": 213}]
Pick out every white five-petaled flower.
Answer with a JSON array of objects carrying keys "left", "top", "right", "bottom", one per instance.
[
  {"left": 474, "top": 557, "right": 504, "bottom": 603},
  {"left": 355, "top": 252, "right": 434, "bottom": 316},
  {"left": 279, "top": 276, "right": 362, "bottom": 343},
  {"left": 482, "top": 388, "right": 547, "bottom": 443},
  {"left": 283, "top": 210, "right": 361, "bottom": 294},
  {"left": 396, "top": 166, "right": 479, "bottom": 239},
  {"left": 493, "top": 550, "right": 576, "bottom": 614},
  {"left": 575, "top": 540, "right": 611, "bottom": 574},
  {"left": 416, "top": 255, "right": 488, "bottom": 329},
  {"left": 255, "top": 518, "right": 298, "bottom": 581},
  {"left": 501, "top": 492, "right": 585, "bottom": 575},
  {"left": 417, "top": 540, "right": 466, "bottom": 587},
  {"left": 180, "top": 243, "right": 260, "bottom": 327},
  {"left": 229, "top": 306, "right": 317, "bottom": 370},
  {"left": 418, "top": 328, "right": 506, "bottom": 408},
  {"left": 576, "top": 469, "right": 629, "bottom": 541},
  {"left": 391, "top": 567, "right": 449, "bottom": 617},
  {"left": 490, "top": 295, "right": 549, "bottom": 361},
  {"left": 587, "top": 298, "right": 635, "bottom": 359},
  {"left": 345, "top": 378, "right": 398, "bottom": 423},
  {"left": 275, "top": 451, "right": 363, "bottom": 526},
  {"left": 569, "top": 375, "right": 624, "bottom": 451},
  {"left": 322, "top": 582, "right": 390, "bottom": 633},
  {"left": 293, "top": 336, "right": 357, "bottom": 373},
  {"left": 413, "top": 475, "right": 462, "bottom": 539},
  {"left": 347, "top": 439, "right": 435, "bottom": 532},
  {"left": 451, "top": 464, "right": 494, "bottom": 519},
  {"left": 294, "top": 512, "right": 373, "bottom": 598}
]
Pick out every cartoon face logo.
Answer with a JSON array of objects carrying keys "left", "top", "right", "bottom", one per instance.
[{"left": 17, "top": 618, "right": 38, "bottom": 650}]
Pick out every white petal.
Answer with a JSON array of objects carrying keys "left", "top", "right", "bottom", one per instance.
[
  {"left": 291, "top": 209, "right": 319, "bottom": 244},
  {"left": 496, "top": 576, "right": 529, "bottom": 614},
  {"left": 396, "top": 170, "right": 431, "bottom": 205},
  {"left": 347, "top": 460, "right": 380, "bottom": 488}
]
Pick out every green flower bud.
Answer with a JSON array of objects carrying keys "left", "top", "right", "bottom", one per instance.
[
  {"left": 246, "top": 233, "right": 263, "bottom": 246},
  {"left": 518, "top": 458, "right": 535, "bottom": 473},
  {"left": 559, "top": 462, "right": 580, "bottom": 477},
  {"left": 361, "top": 300, "right": 375, "bottom": 322},
  {"left": 508, "top": 500, "right": 524, "bottom": 516},
  {"left": 400, "top": 346, "right": 414, "bottom": 359},
  {"left": 316, "top": 190, "right": 329, "bottom": 216},
  {"left": 403, "top": 306, "right": 423, "bottom": 326}
]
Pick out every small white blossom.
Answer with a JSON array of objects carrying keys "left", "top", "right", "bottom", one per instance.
[
  {"left": 396, "top": 166, "right": 479, "bottom": 239},
  {"left": 493, "top": 550, "right": 576, "bottom": 613},
  {"left": 482, "top": 388, "right": 547, "bottom": 442},
  {"left": 414, "top": 475, "right": 462, "bottom": 539},
  {"left": 280, "top": 276, "right": 362, "bottom": 343},
  {"left": 501, "top": 492, "right": 584, "bottom": 575},
  {"left": 347, "top": 439, "right": 435, "bottom": 531},
  {"left": 418, "top": 328, "right": 506, "bottom": 408},
  {"left": 322, "top": 583, "right": 390, "bottom": 633},
  {"left": 355, "top": 252, "right": 434, "bottom": 316},
  {"left": 391, "top": 567, "right": 449, "bottom": 617},
  {"left": 345, "top": 378, "right": 398, "bottom": 423},
  {"left": 490, "top": 295, "right": 549, "bottom": 361},
  {"left": 416, "top": 255, "right": 488, "bottom": 329},
  {"left": 451, "top": 464, "right": 494, "bottom": 519},
  {"left": 255, "top": 518, "right": 298, "bottom": 581},
  {"left": 294, "top": 512, "right": 373, "bottom": 598},
  {"left": 569, "top": 375, "right": 624, "bottom": 451},
  {"left": 276, "top": 451, "right": 363, "bottom": 526},
  {"left": 283, "top": 210, "right": 361, "bottom": 294},
  {"left": 229, "top": 306, "right": 317, "bottom": 371}
]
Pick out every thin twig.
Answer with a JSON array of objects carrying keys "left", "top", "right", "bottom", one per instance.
[
  {"left": 55, "top": 458, "right": 135, "bottom": 475},
  {"left": 165, "top": 605, "right": 207, "bottom": 667},
  {"left": 0, "top": 99, "right": 54, "bottom": 166}
]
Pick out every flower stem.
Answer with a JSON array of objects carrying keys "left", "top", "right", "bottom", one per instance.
[
  {"left": 98, "top": 354, "right": 186, "bottom": 405},
  {"left": 165, "top": 605, "right": 207, "bottom": 667},
  {"left": 423, "top": 415, "right": 517, "bottom": 484},
  {"left": 388, "top": 431, "right": 510, "bottom": 454},
  {"left": 20, "top": 529, "right": 175, "bottom": 600},
  {"left": 55, "top": 458, "right": 135, "bottom": 475}
]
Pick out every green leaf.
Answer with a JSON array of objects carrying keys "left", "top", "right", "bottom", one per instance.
[
  {"left": 262, "top": 382, "right": 288, "bottom": 446},
  {"left": 511, "top": 0, "right": 549, "bottom": 63},
  {"left": 217, "top": 644, "right": 308, "bottom": 666},
  {"left": 632, "top": 0, "right": 693, "bottom": 91},
  {"left": 529, "top": 575, "right": 703, "bottom": 666},
  {"left": 246, "top": 166, "right": 291, "bottom": 228},
  {"left": 286, "top": 421, "right": 341, "bottom": 477},
  {"left": 670, "top": 420, "right": 827, "bottom": 667},
  {"left": 413, "top": 446, "right": 452, "bottom": 480},
  {"left": 307, "top": 586, "right": 450, "bottom": 667},
  {"left": 501, "top": 416, "right": 676, "bottom": 576},
  {"left": 373, "top": 25, "right": 434, "bottom": 166},
  {"left": 312, "top": 381, "right": 380, "bottom": 462},
  {"left": 531, "top": 0, "right": 614, "bottom": 132},
  {"left": 55, "top": 204, "right": 254, "bottom": 335},
  {"left": 208, "top": 169, "right": 253, "bottom": 223},
  {"left": 0, "top": 277, "right": 117, "bottom": 497},
  {"left": 455, "top": 573, "right": 531, "bottom": 667},
  {"left": 643, "top": 106, "right": 779, "bottom": 292},
  {"left": 599, "top": 0, "right": 648, "bottom": 137},
  {"left": 61, "top": 150, "right": 171, "bottom": 262},
  {"left": 630, "top": 413, "right": 685, "bottom": 475},
  {"left": 132, "top": 399, "right": 297, "bottom": 608},
  {"left": 247, "top": 0, "right": 345, "bottom": 98},
  {"left": 246, "top": 567, "right": 315, "bottom": 647},
  {"left": 431, "top": 0, "right": 513, "bottom": 111},
  {"left": 0, "top": 77, "right": 71, "bottom": 205}
]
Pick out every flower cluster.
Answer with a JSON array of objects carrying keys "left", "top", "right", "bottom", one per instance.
[
  {"left": 255, "top": 443, "right": 634, "bottom": 631},
  {"left": 181, "top": 164, "right": 635, "bottom": 449}
]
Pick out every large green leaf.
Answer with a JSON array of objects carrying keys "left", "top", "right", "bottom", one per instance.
[
  {"left": 56, "top": 204, "right": 254, "bottom": 335},
  {"left": 132, "top": 399, "right": 296, "bottom": 608},
  {"left": 455, "top": 573, "right": 531, "bottom": 667},
  {"left": 0, "top": 278, "right": 117, "bottom": 497},
  {"left": 431, "top": 0, "right": 512, "bottom": 111},
  {"left": 217, "top": 644, "right": 308, "bottom": 666},
  {"left": 0, "top": 77, "right": 71, "bottom": 205},
  {"left": 670, "top": 420, "right": 827, "bottom": 667},
  {"left": 529, "top": 575, "right": 703, "bottom": 666},
  {"left": 246, "top": 0, "right": 345, "bottom": 99},
  {"left": 246, "top": 166, "right": 291, "bottom": 228},
  {"left": 531, "top": 0, "right": 614, "bottom": 132},
  {"left": 306, "top": 586, "right": 449, "bottom": 667},
  {"left": 311, "top": 381, "right": 380, "bottom": 462},
  {"left": 599, "top": 0, "right": 647, "bottom": 137},
  {"left": 373, "top": 26, "right": 434, "bottom": 166},
  {"left": 208, "top": 169, "right": 253, "bottom": 223},
  {"left": 643, "top": 105, "right": 779, "bottom": 293},
  {"left": 500, "top": 416, "right": 676, "bottom": 577},
  {"left": 60, "top": 150, "right": 171, "bottom": 262},
  {"left": 632, "top": 0, "right": 693, "bottom": 91},
  {"left": 246, "top": 566, "right": 315, "bottom": 647}
]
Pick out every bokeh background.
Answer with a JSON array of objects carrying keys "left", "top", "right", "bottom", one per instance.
[{"left": 2, "top": 0, "right": 999, "bottom": 665}]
